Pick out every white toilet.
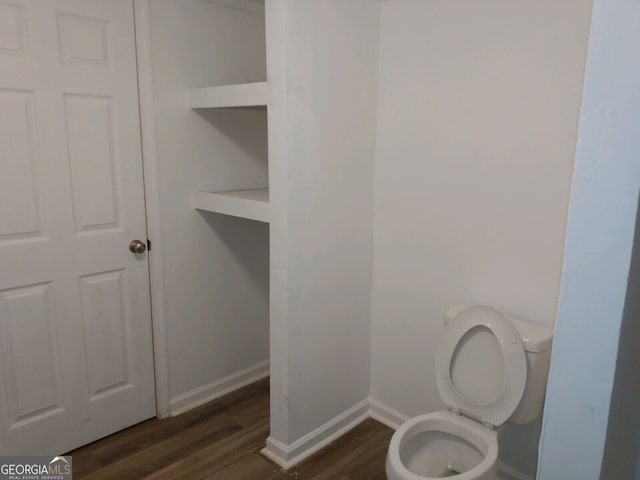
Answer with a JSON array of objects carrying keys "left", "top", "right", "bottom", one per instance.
[{"left": 386, "top": 304, "right": 553, "bottom": 480}]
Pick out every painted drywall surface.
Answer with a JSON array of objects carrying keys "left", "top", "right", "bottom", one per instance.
[
  {"left": 537, "top": 0, "right": 640, "bottom": 478},
  {"left": 370, "top": 0, "right": 592, "bottom": 476},
  {"left": 264, "top": 0, "right": 288, "bottom": 443},
  {"left": 148, "top": 1, "right": 270, "bottom": 403},
  {"left": 267, "top": 0, "right": 379, "bottom": 444}
]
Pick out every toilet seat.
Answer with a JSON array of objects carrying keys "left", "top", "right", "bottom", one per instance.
[{"left": 435, "top": 305, "right": 527, "bottom": 427}]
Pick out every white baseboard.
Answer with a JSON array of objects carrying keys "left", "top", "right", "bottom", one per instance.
[
  {"left": 169, "top": 360, "right": 269, "bottom": 416},
  {"left": 368, "top": 397, "right": 409, "bottom": 430},
  {"left": 261, "top": 398, "right": 370, "bottom": 469},
  {"left": 203, "top": 0, "right": 265, "bottom": 17},
  {"left": 497, "top": 463, "right": 535, "bottom": 480}
]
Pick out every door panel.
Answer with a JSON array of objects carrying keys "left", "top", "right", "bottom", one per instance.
[
  {"left": 0, "top": 282, "right": 62, "bottom": 427},
  {"left": 0, "top": 89, "right": 43, "bottom": 241},
  {"left": 0, "top": 0, "right": 155, "bottom": 455},
  {"left": 65, "top": 94, "right": 120, "bottom": 232}
]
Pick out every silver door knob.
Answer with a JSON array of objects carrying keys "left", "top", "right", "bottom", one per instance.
[{"left": 129, "top": 239, "right": 147, "bottom": 254}]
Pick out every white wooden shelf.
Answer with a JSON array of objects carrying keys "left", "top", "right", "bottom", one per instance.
[
  {"left": 190, "top": 82, "right": 268, "bottom": 108},
  {"left": 195, "top": 188, "right": 269, "bottom": 223}
]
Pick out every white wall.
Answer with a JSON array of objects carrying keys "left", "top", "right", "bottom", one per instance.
[
  {"left": 265, "top": 0, "right": 379, "bottom": 457},
  {"left": 537, "top": 0, "right": 640, "bottom": 477},
  {"left": 147, "top": 0, "right": 270, "bottom": 411},
  {"left": 370, "top": 0, "right": 592, "bottom": 476}
]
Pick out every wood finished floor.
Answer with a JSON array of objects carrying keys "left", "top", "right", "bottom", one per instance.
[{"left": 68, "top": 379, "right": 393, "bottom": 479}]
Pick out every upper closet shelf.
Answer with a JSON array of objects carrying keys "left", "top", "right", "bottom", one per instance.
[
  {"left": 190, "top": 81, "right": 268, "bottom": 108},
  {"left": 195, "top": 188, "right": 269, "bottom": 223}
]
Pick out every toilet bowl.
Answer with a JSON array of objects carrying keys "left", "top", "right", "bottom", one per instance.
[
  {"left": 386, "top": 411, "right": 498, "bottom": 480},
  {"left": 385, "top": 305, "right": 553, "bottom": 480}
]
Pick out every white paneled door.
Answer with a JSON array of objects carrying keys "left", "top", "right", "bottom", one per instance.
[{"left": 0, "top": 0, "right": 155, "bottom": 455}]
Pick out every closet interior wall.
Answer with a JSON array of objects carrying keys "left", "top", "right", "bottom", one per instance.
[{"left": 146, "top": 0, "right": 269, "bottom": 414}]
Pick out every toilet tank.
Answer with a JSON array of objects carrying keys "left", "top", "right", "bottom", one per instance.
[{"left": 445, "top": 306, "right": 553, "bottom": 424}]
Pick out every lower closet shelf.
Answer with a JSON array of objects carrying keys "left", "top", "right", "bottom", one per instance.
[{"left": 195, "top": 189, "right": 270, "bottom": 223}]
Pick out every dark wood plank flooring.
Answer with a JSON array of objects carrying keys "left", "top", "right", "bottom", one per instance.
[{"left": 68, "top": 379, "right": 393, "bottom": 479}]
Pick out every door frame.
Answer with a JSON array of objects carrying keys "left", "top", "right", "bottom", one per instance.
[{"left": 133, "top": 0, "right": 171, "bottom": 418}]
